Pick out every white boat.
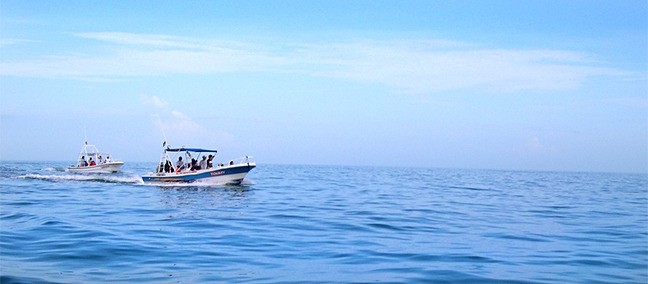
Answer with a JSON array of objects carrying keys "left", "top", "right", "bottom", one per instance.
[
  {"left": 141, "top": 143, "right": 255, "bottom": 185},
  {"left": 67, "top": 142, "right": 124, "bottom": 174}
]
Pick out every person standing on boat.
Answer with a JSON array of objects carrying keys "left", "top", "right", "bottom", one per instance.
[
  {"left": 199, "top": 156, "right": 207, "bottom": 170},
  {"left": 98, "top": 155, "right": 103, "bottom": 164},
  {"left": 207, "top": 155, "right": 214, "bottom": 169},
  {"left": 89, "top": 158, "right": 96, "bottom": 166},
  {"left": 176, "top": 157, "right": 184, "bottom": 173},
  {"left": 164, "top": 160, "right": 173, "bottom": 173},
  {"left": 79, "top": 156, "right": 88, "bottom": 167},
  {"left": 105, "top": 156, "right": 111, "bottom": 163},
  {"left": 190, "top": 158, "right": 198, "bottom": 171}
]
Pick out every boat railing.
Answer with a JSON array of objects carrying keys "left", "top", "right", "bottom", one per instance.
[{"left": 230, "top": 156, "right": 255, "bottom": 166}]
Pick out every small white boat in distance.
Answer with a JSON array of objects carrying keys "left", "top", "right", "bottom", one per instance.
[
  {"left": 141, "top": 143, "right": 255, "bottom": 185},
  {"left": 67, "top": 142, "right": 124, "bottom": 174}
]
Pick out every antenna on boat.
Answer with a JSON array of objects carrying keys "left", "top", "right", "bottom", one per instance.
[
  {"left": 84, "top": 127, "right": 88, "bottom": 145},
  {"left": 154, "top": 114, "right": 168, "bottom": 148}
]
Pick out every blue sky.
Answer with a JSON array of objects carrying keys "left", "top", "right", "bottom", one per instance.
[{"left": 1, "top": 1, "right": 646, "bottom": 173}]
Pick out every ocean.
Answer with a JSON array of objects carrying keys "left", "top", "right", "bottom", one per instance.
[{"left": 1, "top": 162, "right": 646, "bottom": 283}]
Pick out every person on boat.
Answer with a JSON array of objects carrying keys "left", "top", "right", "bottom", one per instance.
[
  {"left": 207, "top": 155, "right": 214, "bottom": 169},
  {"left": 199, "top": 156, "right": 207, "bottom": 170},
  {"left": 79, "top": 156, "right": 88, "bottom": 167},
  {"left": 176, "top": 157, "right": 184, "bottom": 173},
  {"left": 105, "top": 156, "right": 111, "bottom": 163},
  {"left": 158, "top": 162, "right": 164, "bottom": 173},
  {"left": 98, "top": 155, "right": 103, "bottom": 164},
  {"left": 89, "top": 158, "right": 96, "bottom": 166},
  {"left": 190, "top": 158, "right": 199, "bottom": 171},
  {"left": 164, "top": 160, "right": 173, "bottom": 173},
  {"left": 229, "top": 160, "right": 234, "bottom": 166}
]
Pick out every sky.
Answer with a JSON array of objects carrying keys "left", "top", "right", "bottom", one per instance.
[{"left": 0, "top": 1, "right": 646, "bottom": 173}]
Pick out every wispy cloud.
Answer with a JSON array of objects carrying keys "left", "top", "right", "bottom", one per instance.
[
  {"left": 76, "top": 32, "right": 203, "bottom": 49},
  {"left": 141, "top": 95, "right": 233, "bottom": 145},
  {"left": 290, "top": 41, "right": 625, "bottom": 93},
  {"left": 0, "top": 38, "right": 33, "bottom": 48},
  {"left": 0, "top": 32, "right": 633, "bottom": 94},
  {"left": 140, "top": 95, "right": 170, "bottom": 109}
]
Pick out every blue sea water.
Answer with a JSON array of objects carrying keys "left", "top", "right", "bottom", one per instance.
[{"left": 0, "top": 162, "right": 646, "bottom": 283}]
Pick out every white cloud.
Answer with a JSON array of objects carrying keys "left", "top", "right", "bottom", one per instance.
[
  {"left": 140, "top": 95, "right": 169, "bottom": 109},
  {"left": 0, "top": 38, "right": 32, "bottom": 48},
  {"left": 140, "top": 96, "right": 234, "bottom": 147},
  {"left": 0, "top": 32, "right": 634, "bottom": 94},
  {"left": 527, "top": 136, "right": 545, "bottom": 153},
  {"left": 166, "top": 110, "right": 204, "bottom": 134},
  {"left": 293, "top": 42, "right": 624, "bottom": 93},
  {"left": 159, "top": 110, "right": 234, "bottom": 148},
  {"left": 75, "top": 32, "right": 202, "bottom": 49}
]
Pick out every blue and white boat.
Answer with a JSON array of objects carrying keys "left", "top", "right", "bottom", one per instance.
[{"left": 141, "top": 144, "right": 255, "bottom": 185}]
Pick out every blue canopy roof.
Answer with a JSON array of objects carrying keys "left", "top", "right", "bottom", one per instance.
[{"left": 166, "top": 147, "right": 217, "bottom": 153}]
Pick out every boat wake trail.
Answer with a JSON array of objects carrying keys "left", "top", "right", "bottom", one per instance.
[
  {"left": 17, "top": 173, "right": 253, "bottom": 188},
  {"left": 41, "top": 167, "right": 67, "bottom": 172},
  {"left": 17, "top": 173, "right": 143, "bottom": 185}
]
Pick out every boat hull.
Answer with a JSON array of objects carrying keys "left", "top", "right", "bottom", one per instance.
[
  {"left": 141, "top": 163, "right": 256, "bottom": 185},
  {"left": 67, "top": 162, "right": 124, "bottom": 174}
]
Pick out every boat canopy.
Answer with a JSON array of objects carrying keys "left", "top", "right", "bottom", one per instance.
[{"left": 166, "top": 147, "right": 218, "bottom": 153}]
